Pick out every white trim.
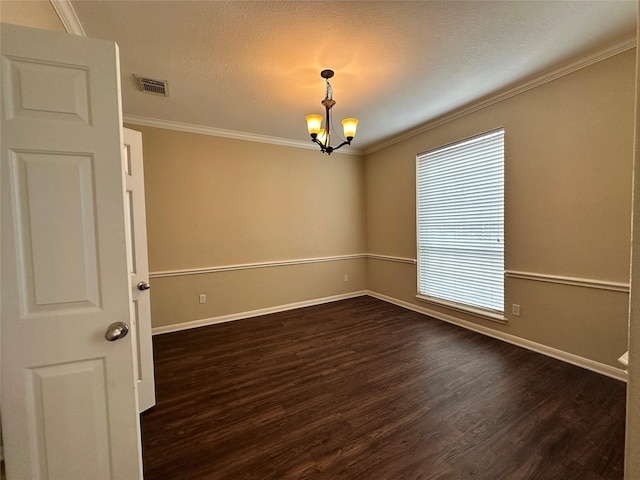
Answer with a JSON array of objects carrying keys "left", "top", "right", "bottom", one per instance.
[
  {"left": 149, "top": 254, "right": 367, "bottom": 278},
  {"left": 368, "top": 290, "right": 628, "bottom": 382},
  {"left": 50, "top": 0, "right": 86, "bottom": 36},
  {"left": 619, "top": 351, "right": 629, "bottom": 368},
  {"left": 151, "top": 257, "right": 632, "bottom": 294},
  {"left": 366, "top": 254, "right": 416, "bottom": 265},
  {"left": 44, "top": 6, "right": 634, "bottom": 160},
  {"left": 365, "top": 34, "right": 637, "bottom": 155},
  {"left": 505, "top": 270, "right": 630, "bottom": 293},
  {"left": 123, "top": 115, "right": 364, "bottom": 156},
  {"left": 152, "top": 291, "right": 368, "bottom": 335},
  {"left": 151, "top": 289, "right": 627, "bottom": 382}
]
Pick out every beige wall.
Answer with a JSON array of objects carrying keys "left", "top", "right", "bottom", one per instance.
[
  {"left": 1, "top": 0, "right": 635, "bottom": 468},
  {"left": 0, "top": 0, "right": 64, "bottom": 32},
  {"left": 365, "top": 49, "right": 635, "bottom": 370},
  {"left": 625, "top": 27, "right": 640, "bottom": 478},
  {"left": 135, "top": 49, "right": 634, "bottom": 370},
  {"left": 126, "top": 125, "right": 367, "bottom": 328},
  {"left": 149, "top": 259, "right": 367, "bottom": 328}
]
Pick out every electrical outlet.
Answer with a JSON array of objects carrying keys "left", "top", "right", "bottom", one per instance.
[
  {"left": 344, "top": 274, "right": 349, "bottom": 282},
  {"left": 511, "top": 304, "right": 521, "bottom": 316},
  {"left": 199, "top": 294, "right": 206, "bottom": 304}
]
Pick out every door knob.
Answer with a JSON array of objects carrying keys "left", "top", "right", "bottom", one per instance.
[
  {"left": 105, "top": 321, "right": 129, "bottom": 341},
  {"left": 138, "top": 281, "right": 151, "bottom": 291}
]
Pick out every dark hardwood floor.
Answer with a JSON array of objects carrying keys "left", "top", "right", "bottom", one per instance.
[{"left": 141, "top": 296, "right": 626, "bottom": 480}]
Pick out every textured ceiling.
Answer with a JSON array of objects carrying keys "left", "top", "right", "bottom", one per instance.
[{"left": 71, "top": 1, "right": 637, "bottom": 153}]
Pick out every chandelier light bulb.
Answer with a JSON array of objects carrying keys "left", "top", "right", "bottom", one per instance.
[
  {"left": 305, "top": 114, "right": 323, "bottom": 136},
  {"left": 342, "top": 118, "right": 358, "bottom": 139}
]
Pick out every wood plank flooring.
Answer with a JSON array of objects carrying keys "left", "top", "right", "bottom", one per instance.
[{"left": 141, "top": 296, "right": 626, "bottom": 479}]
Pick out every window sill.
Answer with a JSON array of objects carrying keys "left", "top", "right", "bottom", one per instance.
[{"left": 415, "top": 295, "right": 508, "bottom": 325}]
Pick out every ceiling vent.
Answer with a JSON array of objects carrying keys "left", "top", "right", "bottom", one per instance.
[{"left": 134, "top": 75, "right": 169, "bottom": 96}]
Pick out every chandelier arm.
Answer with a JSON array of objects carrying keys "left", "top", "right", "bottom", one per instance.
[
  {"left": 312, "top": 137, "right": 326, "bottom": 152},
  {"left": 327, "top": 112, "right": 349, "bottom": 145},
  {"left": 331, "top": 139, "right": 352, "bottom": 152}
]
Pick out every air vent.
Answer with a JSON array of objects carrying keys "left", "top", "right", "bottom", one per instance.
[{"left": 134, "top": 75, "right": 169, "bottom": 96}]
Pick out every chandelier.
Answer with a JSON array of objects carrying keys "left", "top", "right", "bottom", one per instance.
[{"left": 305, "top": 69, "right": 358, "bottom": 155}]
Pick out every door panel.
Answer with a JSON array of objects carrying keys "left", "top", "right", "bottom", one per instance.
[
  {"left": 13, "top": 151, "right": 100, "bottom": 308},
  {"left": 1, "top": 23, "right": 142, "bottom": 479},
  {"left": 5, "top": 57, "right": 90, "bottom": 123},
  {"left": 123, "top": 128, "right": 156, "bottom": 412},
  {"left": 26, "top": 360, "right": 110, "bottom": 480}
]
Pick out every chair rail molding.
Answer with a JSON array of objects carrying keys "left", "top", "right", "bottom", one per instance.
[
  {"left": 149, "top": 254, "right": 367, "bottom": 278},
  {"left": 505, "top": 270, "right": 630, "bottom": 293}
]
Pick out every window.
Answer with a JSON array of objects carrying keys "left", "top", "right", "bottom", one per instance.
[{"left": 416, "top": 128, "right": 504, "bottom": 315}]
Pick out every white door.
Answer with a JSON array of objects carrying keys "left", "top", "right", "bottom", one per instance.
[
  {"left": 123, "top": 127, "right": 156, "bottom": 413},
  {"left": 1, "top": 23, "right": 143, "bottom": 480}
]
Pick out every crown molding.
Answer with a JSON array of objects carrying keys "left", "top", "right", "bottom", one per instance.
[
  {"left": 48, "top": 0, "right": 361, "bottom": 157},
  {"left": 48, "top": 1, "right": 633, "bottom": 158},
  {"left": 365, "top": 34, "right": 637, "bottom": 155},
  {"left": 50, "top": 0, "right": 85, "bottom": 36},
  {"left": 123, "top": 115, "right": 364, "bottom": 156}
]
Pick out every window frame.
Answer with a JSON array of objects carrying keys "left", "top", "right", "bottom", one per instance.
[{"left": 415, "top": 127, "right": 506, "bottom": 323}]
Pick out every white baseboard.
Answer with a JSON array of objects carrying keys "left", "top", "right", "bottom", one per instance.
[
  {"left": 152, "top": 291, "right": 368, "bottom": 335},
  {"left": 367, "top": 290, "right": 628, "bottom": 382},
  {"left": 151, "top": 289, "right": 627, "bottom": 382}
]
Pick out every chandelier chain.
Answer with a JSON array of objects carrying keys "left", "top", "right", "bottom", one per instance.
[{"left": 325, "top": 78, "right": 333, "bottom": 101}]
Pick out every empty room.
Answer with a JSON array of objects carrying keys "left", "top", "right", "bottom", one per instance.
[{"left": 2, "top": 1, "right": 640, "bottom": 479}]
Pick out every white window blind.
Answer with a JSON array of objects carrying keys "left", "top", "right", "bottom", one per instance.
[{"left": 416, "top": 129, "right": 504, "bottom": 314}]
